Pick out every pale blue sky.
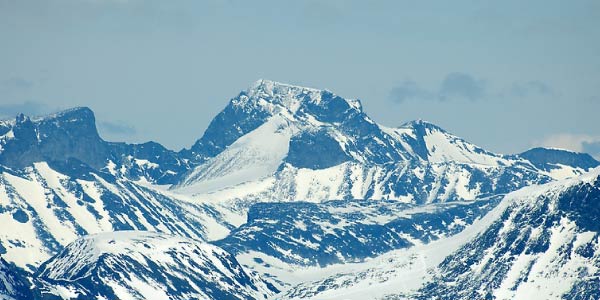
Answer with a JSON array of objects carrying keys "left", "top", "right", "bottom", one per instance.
[{"left": 1, "top": 0, "right": 599, "bottom": 157}]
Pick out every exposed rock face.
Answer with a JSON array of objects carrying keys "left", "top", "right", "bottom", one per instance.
[
  {"left": 0, "top": 257, "right": 35, "bottom": 300},
  {"left": 519, "top": 147, "right": 600, "bottom": 171},
  {"left": 0, "top": 108, "right": 109, "bottom": 170},
  {"left": 0, "top": 107, "right": 190, "bottom": 185}
]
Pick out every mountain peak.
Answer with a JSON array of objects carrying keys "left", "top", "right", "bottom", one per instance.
[
  {"left": 188, "top": 80, "right": 365, "bottom": 160},
  {"left": 0, "top": 106, "right": 109, "bottom": 169},
  {"left": 15, "top": 113, "right": 30, "bottom": 124},
  {"left": 1, "top": 107, "right": 96, "bottom": 132},
  {"left": 249, "top": 79, "right": 321, "bottom": 95},
  {"left": 520, "top": 147, "right": 600, "bottom": 171},
  {"left": 243, "top": 79, "right": 316, "bottom": 109},
  {"left": 399, "top": 119, "right": 447, "bottom": 133},
  {"left": 241, "top": 79, "right": 363, "bottom": 113},
  {"left": 34, "top": 106, "right": 95, "bottom": 123},
  {"left": 35, "top": 107, "right": 100, "bottom": 142}
]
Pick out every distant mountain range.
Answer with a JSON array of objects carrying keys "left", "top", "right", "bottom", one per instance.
[{"left": 1, "top": 80, "right": 598, "bottom": 299}]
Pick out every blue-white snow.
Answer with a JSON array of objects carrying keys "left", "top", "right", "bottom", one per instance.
[
  {"left": 35, "top": 231, "right": 277, "bottom": 300},
  {"left": 0, "top": 80, "right": 598, "bottom": 299}
]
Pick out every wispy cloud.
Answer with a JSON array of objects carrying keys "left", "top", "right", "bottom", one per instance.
[
  {"left": 533, "top": 133, "right": 600, "bottom": 159},
  {"left": 389, "top": 73, "right": 554, "bottom": 103},
  {"left": 389, "top": 72, "right": 486, "bottom": 103},
  {"left": 389, "top": 80, "right": 433, "bottom": 103},
  {"left": 439, "top": 72, "right": 486, "bottom": 101},
  {"left": 504, "top": 80, "right": 555, "bottom": 98}
]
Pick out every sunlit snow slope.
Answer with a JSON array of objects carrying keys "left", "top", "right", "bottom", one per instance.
[
  {"left": 0, "top": 162, "right": 231, "bottom": 270},
  {"left": 34, "top": 231, "right": 278, "bottom": 300}
]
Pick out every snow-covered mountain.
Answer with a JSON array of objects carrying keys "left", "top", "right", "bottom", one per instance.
[
  {"left": 172, "top": 80, "right": 596, "bottom": 231},
  {"left": 1, "top": 79, "right": 599, "bottom": 299},
  {"left": 0, "top": 160, "right": 235, "bottom": 271},
  {"left": 174, "top": 81, "right": 593, "bottom": 206},
  {"left": 34, "top": 231, "right": 278, "bottom": 300},
  {"left": 216, "top": 197, "right": 501, "bottom": 267},
  {"left": 517, "top": 147, "right": 600, "bottom": 180},
  {"left": 0, "top": 108, "right": 191, "bottom": 185},
  {"left": 278, "top": 168, "right": 600, "bottom": 300},
  {"left": 0, "top": 107, "right": 247, "bottom": 272},
  {"left": 416, "top": 167, "right": 600, "bottom": 300}
]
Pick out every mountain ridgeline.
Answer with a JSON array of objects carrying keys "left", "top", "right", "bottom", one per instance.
[
  {"left": 0, "top": 108, "right": 188, "bottom": 185},
  {"left": 1, "top": 80, "right": 597, "bottom": 187},
  {"left": 0, "top": 80, "right": 599, "bottom": 300}
]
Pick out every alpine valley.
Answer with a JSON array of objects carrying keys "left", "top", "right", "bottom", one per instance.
[{"left": 0, "top": 80, "right": 598, "bottom": 300}]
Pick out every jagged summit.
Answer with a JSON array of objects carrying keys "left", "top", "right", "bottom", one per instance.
[
  {"left": 187, "top": 79, "right": 366, "bottom": 161},
  {"left": 176, "top": 80, "right": 600, "bottom": 198},
  {"left": 0, "top": 106, "right": 188, "bottom": 184},
  {"left": 9, "top": 106, "right": 100, "bottom": 140},
  {"left": 235, "top": 79, "right": 363, "bottom": 114},
  {"left": 1, "top": 107, "right": 96, "bottom": 132},
  {"left": 0, "top": 106, "right": 108, "bottom": 169},
  {"left": 399, "top": 119, "right": 448, "bottom": 133},
  {"left": 32, "top": 106, "right": 95, "bottom": 122},
  {"left": 2, "top": 80, "right": 598, "bottom": 189},
  {"left": 249, "top": 79, "right": 322, "bottom": 94}
]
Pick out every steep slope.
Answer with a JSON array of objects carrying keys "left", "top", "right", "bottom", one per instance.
[
  {"left": 0, "top": 161, "right": 232, "bottom": 271},
  {"left": 278, "top": 168, "right": 600, "bottom": 300},
  {"left": 274, "top": 188, "right": 514, "bottom": 300},
  {"left": 0, "top": 107, "right": 242, "bottom": 271},
  {"left": 216, "top": 197, "right": 501, "bottom": 268},
  {"left": 0, "top": 257, "right": 34, "bottom": 300},
  {"left": 384, "top": 119, "right": 507, "bottom": 165},
  {"left": 34, "top": 231, "right": 278, "bottom": 300},
  {"left": 177, "top": 116, "right": 294, "bottom": 194},
  {"left": 174, "top": 80, "right": 596, "bottom": 212},
  {"left": 182, "top": 79, "right": 407, "bottom": 166},
  {"left": 0, "top": 108, "right": 109, "bottom": 170},
  {"left": 0, "top": 107, "right": 191, "bottom": 185},
  {"left": 416, "top": 167, "right": 600, "bottom": 300}
]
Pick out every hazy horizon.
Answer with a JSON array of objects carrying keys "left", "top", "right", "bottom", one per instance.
[{"left": 2, "top": 0, "right": 599, "bottom": 158}]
